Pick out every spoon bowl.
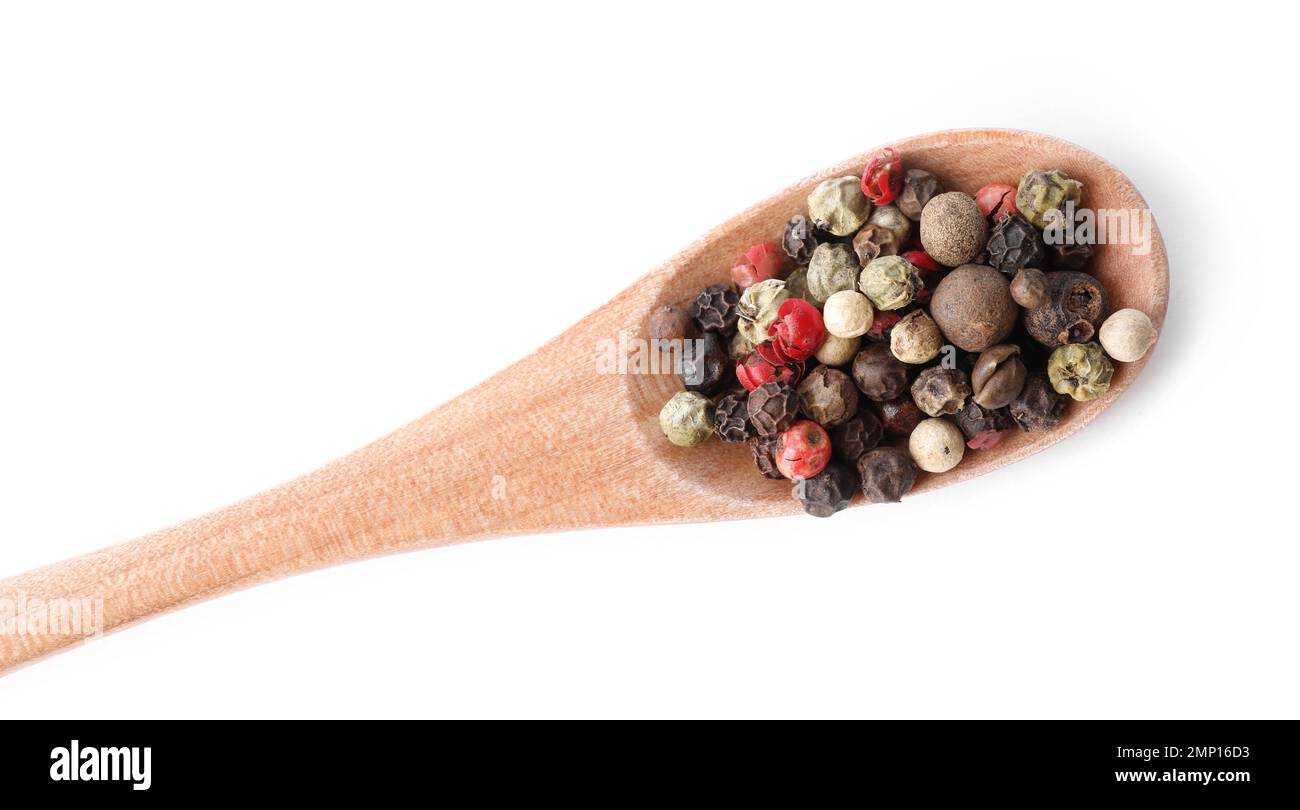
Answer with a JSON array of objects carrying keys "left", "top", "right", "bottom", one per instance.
[{"left": 0, "top": 128, "right": 1167, "bottom": 673}]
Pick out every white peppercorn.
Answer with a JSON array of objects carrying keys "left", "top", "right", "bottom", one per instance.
[
  {"left": 890, "top": 310, "right": 943, "bottom": 364},
  {"left": 815, "top": 332, "right": 861, "bottom": 367},
  {"left": 909, "top": 418, "right": 965, "bottom": 473},
  {"left": 1098, "top": 308, "right": 1157, "bottom": 363},
  {"left": 822, "top": 290, "right": 874, "bottom": 338}
]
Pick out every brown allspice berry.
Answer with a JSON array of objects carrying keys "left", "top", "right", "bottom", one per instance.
[
  {"left": 970, "top": 344, "right": 1027, "bottom": 409},
  {"left": 851, "top": 342, "right": 909, "bottom": 401},
  {"left": 795, "top": 461, "right": 859, "bottom": 518},
  {"left": 919, "top": 192, "right": 988, "bottom": 266},
  {"left": 713, "top": 391, "right": 751, "bottom": 443},
  {"left": 691, "top": 283, "right": 740, "bottom": 335},
  {"left": 797, "top": 366, "right": 859, "bottom": 427},
  {"left": 1023, "top": 270, "right": 1109, "bottom": 347},
  {"left": 830, "top": 410, "right": 883, "bottom": 463},
  {"left": 911, "top": 366, "right": 971, "bottom": 417},
  {"left": 929, "top": 264, "right": 1018, "bottom": 352},
  {"left": 878, "top": 396, "right": 925, "bottom": 436},
  {"left": 746, "top": 381, "right": 799, "bottom": 437},
  {"left": 749, "top": 436, "right": 784, "bottom": 479},
  {"left": 856, "top": 446, "right": 918, "bottom": 504},
  {"left": 650, "top": 303, "right": 696, "bottom": 344},
  {"left": 1008, "top": 372, "right": 1068, "bottom": 432},
  {"left": 896, "top": 169, "right": 942, "bottom": 221},
  {"left": 1010, "top": 267, "right": 1049, "bottom": 309}
]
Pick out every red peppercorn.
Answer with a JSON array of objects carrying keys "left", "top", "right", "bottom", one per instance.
[
  {"left": 766, "top": 298, "right": 825, "bottom": 362},
  {"left": 736, "top": 351, "right": 803, "bottom": 391},
  {"left": 900, "top": 248, "right": 941, "bottom": 273},
  {"left": 966, "top": 429, "right": 1008, "bottom": 450},
  {"left": 860, "top": 147, "right": 903, "bottom": 205},
  {"left": 730, "top": 241, "right": 788, "bottom": 290},
  {"left": 865, "top": 309, "right": 900, "bottom": 341},
  {"left": 975, "top": 183, "right": 1019, "bottom": 220},
  {"left": 775, "top": 420, "right": 831, "bottom": 480}
]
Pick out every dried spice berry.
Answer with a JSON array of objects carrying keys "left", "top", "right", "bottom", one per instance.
[
  {"left": 806, "top": 242, "right": 862, "bottom": 307},
  {"left": 900, "top": 248, "right": 942, "bottom": 272},
  {"left": 784, "top": 265, "right": 811, "bottom": 301},
  {"left": 853, "top": 220, "right": 904, "bottom": 264},
  {"left": 679, "top": 331, "right": 730, "bottom": 395},
  {"left": 1016, "top": 169, "right": 1083, "bottom": 229},
  {"left": 1010, "top": 267, "right": 1049, "bottom": 309},
  {"left": 982, "top": 215, "right": 1045, "bottom": 277},
  {"left": 920, "top": 192, "right": 988, "bottom": 266},
  {"left": 1009, "top": 373, "right": 1067, "bottom": 432},
  {"left": 750, "top": 436, "right": 784, "bottom": 479},
  {"left": 974, "top": 183, "right": 1019, "bottom": 220},
  {"left": 911, "top": 367, "right": 971, "bottom": 417},
  {"left": 1048, "top": 342, "right": 1113, "bottom": 402},
  {"left": 860, "top": 255, "right": 923, "bottom": 311},
  {"left": 808, "top": 176, "right": 872, "bottom": 236},
  {"left": 659, "top": 391, "right": 714, "bottom": 447},
  {"left": 735, "top": 350, "right": 803, "bottom": 391},
  {"left": 1023, "top": 270, "right": 1109, "bottom": 347},
  {"left": 860, "top": 147, "right": 903, "bottom": 205},
  {"left": 856, "top": 446, "right": 917, "bottom": 504},
  {"left": 822, "top": 290, "right": 874, "bottom": 339},
  {"left": 713, "top": 391, "right": 751, "bottom": 443},
  {"left": 782, "top": 215, "right": 819, "bottom": 264},
  {"left": 815, "top": 332, "right": 861, "bottom": 367},
  {"left": 970, "top": 344, "right": 1027, "bottom": 409},
  {"left": 746, "top": 381, "right": 800, "bottom": 436},
  {"left": 1099, "top": 308, "right": 1157, "bottom": 363},
  {"left": 691, "top": 283, "right": 740, "bottom": 334},
  {"left": 731, "top": 242, "right": 788, "bottom": 291},
  {"left": 831, "top": 410, "right": 883, "bottom": 463},
  {"left": 864, "top": 308, "right": 901, "bottom": 342},
  {"left": 775, "top": 420, "right": 831, "bottom": 480},
  {"left": 736, "top": 278, "right": 790, "bottom": 344},
  {"left": 956, "top": 399, "right": 1012, "bottom": 445},
  {"left": 796, "top": 461, "right": 858, "bottom": 518},
  {"left": 649, "top": 303, "right": 697, "bottom": 345},
  {"left": 767, "top": 298, "right": 826, "bottom": 362},
  {"left": 909, "top": 417, "right": 965, "bottom": 473},
  {"left": 879, "top": 396, "right": 925, "bottom": 436},
  {"left": 851, "top": 342, "right": 909, "bottom": 401},
  {"left": 1048, "top": 241, "right": 1094, "bottom": 271},
  {"left": 929, "top": 264, "right": 1017, "bottom": 352},
  {"left": 797, "top": 366, "right": 859, "bottom": 427},
  {"left": 728, "top": 330, "right": 755, "bottom": 360},
  {"left": 897, "top": 169, "right": 942, "bottom": 221},
  {"left": 890, "top": 309, "right": 944, "bottom": 364}
]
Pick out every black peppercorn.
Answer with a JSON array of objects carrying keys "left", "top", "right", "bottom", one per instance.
[
  {"left": 796, "top": 461, "right": 858, "bottom": 518},
  {"left": 878, "top": 396, "right": 925, "bottom": 436},
  {"left": 982, "top": 215, "right": 1045, "bottom": 277},
  {"left": 746, "top": 381, "right": 799, "bottom": 437},
  {"left": 680, "top": 331, "right": 730, "bottom": 395},
  {"left": 910, "top": 366, "right": 971, "bottom": 417},
  {"left": 830, "top": 410, "right": 883, "bottom": 463},
  {"left": 750, "top": 436, "right": 784, "bottom": 479},
  {"left": 897, "top": 169, "right": 943, "bottom": 221},
  {"left": 1023, "top": 270, "right": 1109, "bottom": 347},
  {"left": 797, "top": 366, "right": 859, "bottom": 427},
  {"left": 691, "top": 283, "right": 740, "bottom": 335},
  {"left": 856, "top": 446, "right": 918, "bottom": 504},
  {"left": 955, "top": 399, "right": 1012, "bottom": 440},
  {"left": 782, "top": 215, "right": 819, "bottom": 264},
  {"left": 1048, "top": 241, "right": 1094, "bottom": 271},
  {"left": 1009, "top": 373, "right": 1068, "bottom": 432},
  {"left": 713, "top": 391, "right": 751, "bottom": 443},
  {"left": 851, "top": 343, "right": 909, "bottom": 402}
]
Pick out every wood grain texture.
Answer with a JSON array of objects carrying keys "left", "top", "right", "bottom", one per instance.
[{"left": 0, "top": 129, "right": 1168, "bottom": 674}]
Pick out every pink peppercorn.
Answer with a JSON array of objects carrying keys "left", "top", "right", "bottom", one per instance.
[
  {"left": 730, "top": 241, "right": 788, "bottom": 290},
  {"left": 975, "top": 183, "right": 1019, "bottom": 220},
  {"left": 766, "top": 298, "right": 826, "bottom": 362},
  {"left": 736, "top": 351, "right": 804, "bottom": 392},
  {"left": 861, "top": 147, "right": 903, "bottom": 205},
  {"left": 967, "top": 429, "right": 1008, "bottom": 450},
  {"left": 775, "top": 420, "right": 831, "bottom": 480},
  {"left": 901, "top": 248, "right": 942, "bottom": 273}
]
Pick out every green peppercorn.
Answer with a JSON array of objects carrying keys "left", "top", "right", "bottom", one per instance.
[
  {"left": 659, "top": 391, "right": 715, "bottom": 446},
  {"left": 807, "top": 243, "right": 861, "bottom": 307},
  {"left": 1016, "top": 169, "right": 1083, "bottom": 229},
  {"left": 1047, "top": 342, "right": 1113, "bottom": 402},
  {"left": 736, "top": 278, "right": 790, "bottom": 344},
  {"left": 859, "top": 255, "right": 923, "bottom": 311},
  {"left": 807, "top": 176, "right": 872, "bottom": 236},
  {"left": 784, "top": 265, "right": 811, "bottom": 301}
]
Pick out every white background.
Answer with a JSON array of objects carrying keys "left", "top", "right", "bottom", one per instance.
[{"left": 1, "top": 2, "right": 1296, "bottom": 719}]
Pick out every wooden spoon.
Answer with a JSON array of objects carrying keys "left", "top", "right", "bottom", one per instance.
[{"left": 0, "top": 129, "right": 1168, "bottom": 673}]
